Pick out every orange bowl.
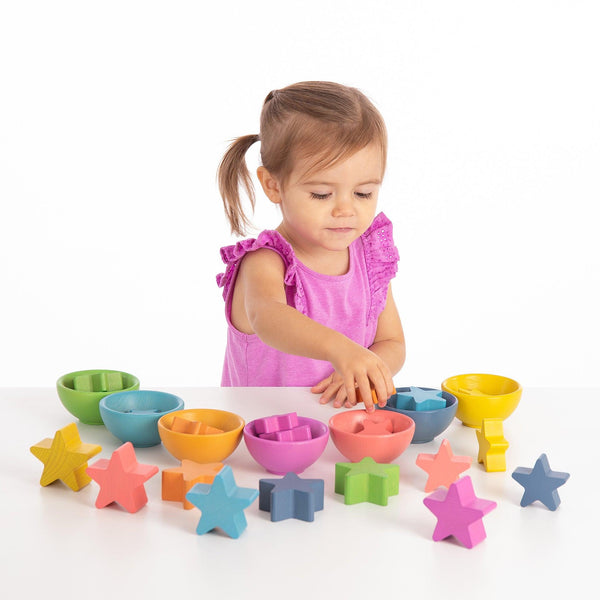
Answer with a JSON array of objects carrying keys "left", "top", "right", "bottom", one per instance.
[
  {"left": 328, "top": 409, "right": 415, "bottom": 463},
  {"left": 158, "top": 408, "right": 244, "bottom": 463}
]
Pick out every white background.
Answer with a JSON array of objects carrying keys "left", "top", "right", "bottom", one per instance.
[{"left": 1, "top": 0, "right": 598, "bottom": 389}]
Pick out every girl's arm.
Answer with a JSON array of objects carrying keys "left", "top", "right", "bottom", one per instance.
[
  {"left": 367, "top": 283, "right": 406, "bottom": 377},
  {"left": 312, "top": 283, "right": 406, "bottom": 408},
  {"left": 234, "top": 249, "right": 395, "bottom": 411}
]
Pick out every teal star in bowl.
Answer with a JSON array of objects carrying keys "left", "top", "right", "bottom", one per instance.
[{"left": 394, "top": 387, "right": 446, "bottom": 411}]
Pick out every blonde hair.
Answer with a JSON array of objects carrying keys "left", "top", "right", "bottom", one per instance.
[{"left": 217, "top": 81, "right": 388, "bottom": 236}]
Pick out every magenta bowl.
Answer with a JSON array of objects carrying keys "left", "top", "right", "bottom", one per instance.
[{"left": 243, "top": 416, "right": 329, "bottom": 475}]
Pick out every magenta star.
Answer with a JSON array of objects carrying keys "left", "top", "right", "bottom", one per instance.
[{"left": 423, "top": 475, "right": 496, "bottom": 548}]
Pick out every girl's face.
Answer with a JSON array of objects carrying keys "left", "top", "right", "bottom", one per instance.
[{"left": 258, "top": 143, "right": 383, "bottom": 261}]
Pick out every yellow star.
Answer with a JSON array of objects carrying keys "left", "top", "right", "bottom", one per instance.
[
  {"left": 476, "top": 419, "right": 509, "bottom": 472},
  {"left": 30, "top": 423, "right": 102, "bottom": 491}
]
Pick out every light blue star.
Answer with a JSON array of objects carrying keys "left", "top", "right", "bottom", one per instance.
[
  {"left": 393, "top": 387, "right": 446, "bottom": 411},
  {"left": 185, "top": 465, "right": 258, "bottom": 538},
  {"left": 511, "top": 454, "right": 570, "bottom": 511}
]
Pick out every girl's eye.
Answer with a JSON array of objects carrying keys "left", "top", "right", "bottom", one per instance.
[
  {"left": 310, "top": 192, "right": 330, "bottom": 200},
  {"left": 355, "top": 192, "right": 373, "bottom": 199}
]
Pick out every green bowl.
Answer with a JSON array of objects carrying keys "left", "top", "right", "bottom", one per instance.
[{"left": 56, "top": 369, "right": 140, "bottom": 425}]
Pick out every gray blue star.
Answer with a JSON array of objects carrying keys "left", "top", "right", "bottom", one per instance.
[
  {"left": 259, "top": 472, "right": 324, "bottom": 522},
  {"left": 511, "top": 453, "right": 570, "bottom": 511}
]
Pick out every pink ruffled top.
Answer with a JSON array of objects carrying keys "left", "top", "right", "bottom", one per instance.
[{"left": 216, "top": 212, "right": 399, "bottom": 387}]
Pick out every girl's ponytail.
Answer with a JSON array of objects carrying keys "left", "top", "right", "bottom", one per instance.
[{"left": 217, "top": 134, "right": 260, "bottom": 236}]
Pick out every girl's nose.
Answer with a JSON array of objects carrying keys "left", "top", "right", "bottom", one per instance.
[{"left": 332, "top": 195, "right": 354, "bottom": 217}]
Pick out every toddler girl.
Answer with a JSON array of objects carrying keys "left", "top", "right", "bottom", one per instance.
[{"left": 216, "top": 81, "right": 405, "bottom": 413}]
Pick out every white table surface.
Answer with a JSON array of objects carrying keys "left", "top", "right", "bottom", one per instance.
[{"left": 0, "top": 387, "right": 594, "bottom": 599}]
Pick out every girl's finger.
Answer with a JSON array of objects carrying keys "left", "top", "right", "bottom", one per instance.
[
  {"left": 333, "top": 384, "right": 350, "bottom": 408},
  {"left": 371, "top": 367, "right": 392, "bottom": 408},
  {"left": 342, "top": 374, "right": 357, "bottom": 407},
  {"left": 319, "top": 380, "right": 343, "bottom": 404},
  {"left": 357, "top": 379, "right": 376, "bottom": 413},
  {"left": 311, "top": 380, "right": 329, "bottom": 394}
]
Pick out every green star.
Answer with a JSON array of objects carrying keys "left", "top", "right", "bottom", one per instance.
[{"left": 335, "top": 457, "right": 399, "bottom": 506}]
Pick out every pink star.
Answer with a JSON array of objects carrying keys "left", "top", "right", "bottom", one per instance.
[
  {"left": 423, "top": 475, "right": 496, "bottom": 548},
  {"left": 86, "top": 442, "right": 158, "bottom": 513},
  {"left": 416, "top": 439, "right": 472, "bottom": 492},
  {"left": 357, "top": 417, "right": 394, "bottom": 436}
]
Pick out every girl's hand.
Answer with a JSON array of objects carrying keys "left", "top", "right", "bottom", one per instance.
[{"left": 311, "top": 343, "right": 395, "bottom": 413}]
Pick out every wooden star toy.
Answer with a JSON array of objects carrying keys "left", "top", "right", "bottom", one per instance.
[
  {"left": 30, "top": 423, "right": 101, "bottom": 491},
  {"left": 511, "top": 453, "right": 570, "bottom": 511},
  {"left": 259, "top": 472, "right": 324, "bottom": 522},
  {"left": 259, "top": 424, "right": 312, "bottom": 441},
  {"left": 423, "top": 475, "right": 497, "bottom": 549},
  {"left": 394, "top": 386, "right": 446, "bottom": 411},
  {"left": 185, "top": 465, "right": 258, "bottom": 538},
  {"left": 476, "top": 418, "right": 509, "bottom": 472},
  {"left": 357, "top": 416, "right": 393, "bottom": 436},
  {"left": 86, "top": 442, "right": 158, "bottom": 513},
  {"left": 162, "top": 460, "right": 224, "bottom": 509},
  {"left": 170, "top": 416, "right": 223, "bottom": 435},
  {"left": 335, "top": 457, "right": 399, "bottom": 506},
  {"left": 416, "top": 439, "right": 472, "bottom": 492}
]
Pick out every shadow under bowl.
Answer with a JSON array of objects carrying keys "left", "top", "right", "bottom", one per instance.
[
  {"left": 328, "top": 409, "right": 415, "bottom": 462},
  {"left": 99, "top": 390, "right": 184, "bottom": 447},
  {"left": 158, "top": 408, "right": 245, "bottom": 463},
  {"left": 379, "top": 388, "right": 458, "bottom": 443},
  {"left": 56, "top": 369, "right": 140, "bottom": 425},
  {"left": 441, "top": 373, "right": 522, "bottom": 428},
  {"left": 243, "top": 416, "right": 329, "bottom": 475}
]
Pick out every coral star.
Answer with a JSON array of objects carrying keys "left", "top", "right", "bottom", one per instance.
[
  {"left": 86, "top": 442, "right": 158, "bottom": 513},
  {"left": 416, "top": 439, "right": 472, "bottom": 492}
]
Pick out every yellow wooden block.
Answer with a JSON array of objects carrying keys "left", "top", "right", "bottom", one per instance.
[
  {"left": 476, "top": 418, "right": 509, "bottom": 472},
  {"left": 30, "top": 423, "right": 102, "bottom": 491}
]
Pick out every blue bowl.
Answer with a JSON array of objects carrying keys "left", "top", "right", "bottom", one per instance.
[
  {"left": 378, "top": 387, "right": 458, "bottom": 444},
  {"left": 99, "top": 390, "right": 184, "bottom": 447}
]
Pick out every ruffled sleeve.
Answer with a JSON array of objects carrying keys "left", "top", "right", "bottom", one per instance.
[
  {"left": 361, "top": 212, "right": 400, "bottom": 323},
  {"left": 216, "top": 230, "right": 307, "bottom": 313}
]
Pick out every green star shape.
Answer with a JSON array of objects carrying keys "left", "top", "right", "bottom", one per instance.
[{"left": 335, "top": 457, "right": 399, "bottom": 506}]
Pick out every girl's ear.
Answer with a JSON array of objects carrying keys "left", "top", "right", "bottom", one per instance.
[{"left": 257, "top": 167, "right": 283, "bottom": 205}]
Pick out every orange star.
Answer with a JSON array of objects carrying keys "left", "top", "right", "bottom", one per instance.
[
  {"left": 170, "top": 416, "right": 223, "bottom": 435},
  {"left": 30, "top": 423, "right": 101, "bottom": 491},
  {"left": 86, "top": 442, "right": 158, "bottom": 513},
  {"left": 162, "top": 460, "right": 224, "bottom": 509},
  {"left": 416, "top": 439, "right": 472, "bottom": 492}
]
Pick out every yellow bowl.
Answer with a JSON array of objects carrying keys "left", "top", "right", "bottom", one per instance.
[
  {"left": 158, "top": 408, "right": 245, "bottom": 463},
  {"left": 441, "top": 373, "right": 522, "bottom": 428}
]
